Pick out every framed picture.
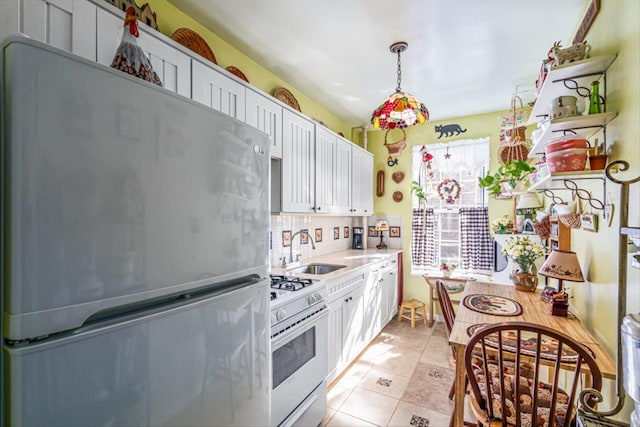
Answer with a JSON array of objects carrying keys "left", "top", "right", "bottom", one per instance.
[
  {"left": 389, "top": 226, "right": 401, "bottom": 238},
  {"left": 344, "top": 226, "right": 350, "bottom": 239},
  {"left": 540, "top": 286, "right": 558, "bottom": 303},
  {"left": 282, "top": 230, "right": 291, "bottom": 247},
  {"left": 333, "top": 227, "right": 340, "bottom": 240},
  {"left": 300, "top": 229, "right": 309, "bottom": 244},
  {"left": 315, "top": 228, "right": 323, "bottom": 242},
  {"left": 368, "top": 226, "right": 377, "bottom": 237},
  {"left": 581, "top": 213, "right": 599, "bottom": 232}
]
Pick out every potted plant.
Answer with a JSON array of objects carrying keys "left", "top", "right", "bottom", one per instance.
[
  {"left": 440, "top": 261, "right": 457, "bottom": 277},
  {"left": 501, "top": 235, "right": 547, "bottom": 291},
  {"left": 491, "top": 216, "right": 512, "bottom": 234},
  {"left": 478, "top": 160, "right": 536, "bottom": 195}
]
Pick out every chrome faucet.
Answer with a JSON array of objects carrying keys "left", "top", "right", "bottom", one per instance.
[{"left": 289, "top": 230, "right": 316, "bottom": 264}]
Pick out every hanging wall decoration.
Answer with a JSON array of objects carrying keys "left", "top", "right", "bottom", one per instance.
[
  {"left": 435, "top": 124, "right": 467, "bottom": 139},
  {"left": 437, "top": 178, "right": 461, "bottom": 204},
  {"left": 387, "top": 157, "right": 398, "bottom": 167}
]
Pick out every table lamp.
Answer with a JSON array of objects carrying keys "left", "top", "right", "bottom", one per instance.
[
  {"left": 539, "top": 250, "right": 584, "bottom": 316},
  {"left": 516, "top": 193, "right": 541, "bottom": 232},
  {"left": 375, "top": 220, "right": 389, "bottom": 250}
]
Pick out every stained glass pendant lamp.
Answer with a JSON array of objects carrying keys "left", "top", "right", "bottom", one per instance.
[{"left": 371, "top": 41, "right": 429, "bottom": 130}]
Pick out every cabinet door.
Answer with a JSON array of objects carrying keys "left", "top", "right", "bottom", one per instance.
[
  {"left": 381, "top": 268, "right": 398, "bottom": 325},
  {"left": 138, "top": 30, "right": 191, "bottom": 96},
  {"left": 314, "top": 126, "right": 337, "bottom": 214},
  {"left": 192, "top": 60, "right": 246, "bottom": 120},
  {"left": 96, "top": 7, "right": 190, "bottom": 96},
  {"left": 351, "top": 146, "right": 373, "bottom": 215},
  {"left": 281, "top": 109, "right": 315, "bottom": 213},
  {"left": 342, "top": 287, "right": 365, "bottom": 366},
  {"left": 363, "top": 270, "right": 383, "bottom": 342},
  {"left": 335, "top": 137, "right": 352, "bottom": 214},
  {"left": 245, "top": 89, "right": 283, "bottom": 158},
  {"left": 21, "top": 0, "right": 96, "bottom": 61},
  {"left": 327, "top": 298, "right": 344, "bottom": 383}
]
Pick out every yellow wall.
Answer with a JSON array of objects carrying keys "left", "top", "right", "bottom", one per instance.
[
  {"left": 143, "top": 0, "right": 354, "bottom": 141},
  {"left": 367, "top": 1, "right": 639, "bottom": 421},
  {"left": 366, "top": 110, "right": 516, "bottom": 304}
]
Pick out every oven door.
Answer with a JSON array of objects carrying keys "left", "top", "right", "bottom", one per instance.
[{"left": 271, "top": 306, "right": 328, "bottom": 426}]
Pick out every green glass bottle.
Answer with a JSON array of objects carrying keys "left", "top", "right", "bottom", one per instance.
[{"left": 588, "top": 80, "right": 602, "bottom": 114}]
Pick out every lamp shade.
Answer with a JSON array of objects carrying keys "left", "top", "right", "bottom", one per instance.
[
  {"left": 375, "top": 220, "right": 389, "bottom": 232},
  {"left": 539, "top": 250, "right": 584, "bottom": 282},
  {"left": 371, "top": 92, "right": 429, "bottom": 130},
  {"left": 517, "top": 192, "right": 541, "bottom": 210}
]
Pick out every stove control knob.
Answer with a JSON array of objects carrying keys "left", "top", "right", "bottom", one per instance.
[
  {"left": 275, "top": 309, "right": 287, "bottom": 321},
  {"left": 313, "top": 292, "right": 323, "bottom": 302},
  {"left": 270, "top": 313, "right": 278, "bottom": 324}
]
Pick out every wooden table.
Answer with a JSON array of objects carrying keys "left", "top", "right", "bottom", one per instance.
[
  {"left": 449, "top": 281, "right": 616, "bottom": 427},
  {"left": 422, "top": 274, "right": 475, "bottom": 327}
]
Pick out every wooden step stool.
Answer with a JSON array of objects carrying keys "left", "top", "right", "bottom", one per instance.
[{"left": 398, "top": 299, "right": 427, "bottom": 328}]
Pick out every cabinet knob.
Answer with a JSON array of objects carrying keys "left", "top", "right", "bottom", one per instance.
[{"left": 317, "top": 206, "right": 321, "bottom": 211}]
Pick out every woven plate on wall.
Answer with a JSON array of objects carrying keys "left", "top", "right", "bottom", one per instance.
[
  {"left": 273, "top": 87, "right": 301, "bottom": 112},
  {"left": 171, "top": 28, "right": 217, "bottom": 64},
  {"left": 225, "top": 66, "right": 249, "bottom": 83}
]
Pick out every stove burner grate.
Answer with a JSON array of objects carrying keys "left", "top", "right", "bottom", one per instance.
[{"left": 270, "top": 274, "right": 314, "bottom": 291}]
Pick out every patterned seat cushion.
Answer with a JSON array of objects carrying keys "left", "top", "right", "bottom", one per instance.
[{"left": 471, "top": 359, "right": 570, "bottom": 427}]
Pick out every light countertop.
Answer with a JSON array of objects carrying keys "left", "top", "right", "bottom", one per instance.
[{"left": 270, "top": 248, "right": 403, "bottom": 281}]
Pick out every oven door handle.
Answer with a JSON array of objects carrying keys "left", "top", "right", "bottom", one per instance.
[
  {"left": 272, "top": 307, "right": 328, "bottom": 348},
  {"left": 278, "top": 390, "right": 319, "bottom": 427}
]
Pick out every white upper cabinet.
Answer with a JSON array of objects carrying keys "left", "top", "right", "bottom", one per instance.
[
  {"left": 20, "top": 0, "right": 96, "bottom": 61},
  {"left": 192, "top": 59, "right": 246, "bottom": 121},
  {"left": 281, "top": 109, "right": 315, "bottom": 213},
  {"left": 245, "top": 89, "right": 283, "bottom": 158},
  {"left": 351, "top": 146, "right": 374, "bottom": 215},
  {"left": 314, "top": 126, "right": 338, "bottom": 214},
  {"left": 335, "top": 137, "right": 353, "bottom": 214}
]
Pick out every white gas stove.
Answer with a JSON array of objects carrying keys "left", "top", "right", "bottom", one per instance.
[
  {"left": 269, "top": 275, "right": 328, "bottom": 330},
  {"left": 269, "top": 274, "right": 329, "bottom": 427}
]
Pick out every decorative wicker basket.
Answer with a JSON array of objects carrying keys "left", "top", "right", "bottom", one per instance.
[
  {"left": 384, "top": 129, "right": 407, "bottom": 157},
  {"left": 533, "top": 215, "right": 551, "bottom": 240},
  {"left": 273, "top": 87, "right": 301, "bottom": 112},
  {"left": 171, "top": 28, "right": 216, "bottom": 64},
  {"left": 559, "top": 213, "right": 582, "bottom": 229}
]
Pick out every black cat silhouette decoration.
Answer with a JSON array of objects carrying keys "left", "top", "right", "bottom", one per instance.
[{"left": 435, "top": 124, "right": 467, "bottom": 139}]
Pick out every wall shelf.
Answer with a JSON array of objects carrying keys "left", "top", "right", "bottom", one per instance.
[
  {"left": 528, "top": 54, "right": 618, "bottom": 124},
  {"left": 528, "top": 112, "right": 618, "bottom": 157},
  {"left": 529, "top": 170, "right": 606, "bottom": 209}
]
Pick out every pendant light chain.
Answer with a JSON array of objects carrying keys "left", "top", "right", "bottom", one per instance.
[{"left": 396, "top": 49, "right": 402, "bottom": 93}]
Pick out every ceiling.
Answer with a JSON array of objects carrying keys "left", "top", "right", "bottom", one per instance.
[{"left": 167, "top": 0, "right": 588, "bottom": 127}]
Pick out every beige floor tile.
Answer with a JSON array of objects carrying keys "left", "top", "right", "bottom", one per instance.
[
  {"left": 327, "top": 384, "right": 354, "bottom": 410},
  {"left": 336, "top": 360, "right": 374, "bottom": 388},
  {"left": 372, "top": 349, "right": 420, "bottom": 378},
  {"left": 388, "top": 400, "right": 452, "bottom": 427},
  {"left": 339, "top": 387, "right": 399, "bottom": 427},
  {"left": 420, "top": 335, "right": 454, "bottom": 368},
  {"left": 326, "top": 410, "right": 380, "bottom": 427},
  {"left": 358, "top": 367, "right": 410, "bottom": 400}
]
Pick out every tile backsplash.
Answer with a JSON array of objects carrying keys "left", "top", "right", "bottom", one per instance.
[{"left": 270, "top": 215, "right": 403, "bottom": 268}]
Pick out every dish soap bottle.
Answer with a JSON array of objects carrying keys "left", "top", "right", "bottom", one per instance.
[{"left": 588, "top": 80, "right": 602, "bottom": 114}]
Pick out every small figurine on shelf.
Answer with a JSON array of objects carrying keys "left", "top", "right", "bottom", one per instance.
[{"left": 110, "top": 6, "right": 162, "bottom": 86}]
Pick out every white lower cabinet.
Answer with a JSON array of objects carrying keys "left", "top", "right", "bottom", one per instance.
[
  {"left": 327, "top": 255, "right": 399, "bottom": 383},
  {"left": 327, "top": 271, "right": 365, "bottom": 383}
]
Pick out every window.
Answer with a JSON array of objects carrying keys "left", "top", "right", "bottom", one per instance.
[{"left": 411, "top": 137, "right": 492, "bottom": 273}]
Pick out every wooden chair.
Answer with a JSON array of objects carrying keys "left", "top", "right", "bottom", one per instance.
[
  {"left": 464, "top": 321, "right": 602, "bottom": 427},
  {"left": 436, "top": 281, "right": 475, "bottom": 427}
]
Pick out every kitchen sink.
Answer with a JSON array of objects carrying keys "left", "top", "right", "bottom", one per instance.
[{"left": 288, "top": 263, "right": 346, "bottom": 275}]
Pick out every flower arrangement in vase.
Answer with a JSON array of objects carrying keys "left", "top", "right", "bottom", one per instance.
[
  {"left": 491, "top": 216, "right": 512, "bottom": 234},
  {"left": 440, "top": 261, "right": 457, "bottom": 277},
  {"left": 501, "top": 235, "right": 547, "bottom": 291}
]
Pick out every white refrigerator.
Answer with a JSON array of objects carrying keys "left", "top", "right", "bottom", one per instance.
[{"left": 1, "top": 35, "right": 271, "bottom": 426}]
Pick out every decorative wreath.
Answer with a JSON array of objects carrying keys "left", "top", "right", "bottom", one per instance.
[{"left": 437, "top": 178, "right": 461, "bottom": 204}]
